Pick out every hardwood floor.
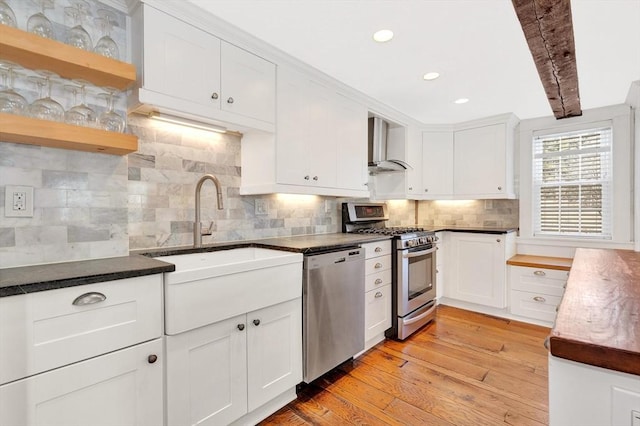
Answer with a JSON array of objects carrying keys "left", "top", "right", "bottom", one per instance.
[{"left": 260, "top": 305, "right": 550, "bottom": 426}]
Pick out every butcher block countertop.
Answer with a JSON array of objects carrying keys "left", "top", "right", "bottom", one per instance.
[
  {"left": 507, "top": 254, "right": 573, "bottom": 271},
  {"left": 549, "top": 248, "right": 640, "bottom": 375}
]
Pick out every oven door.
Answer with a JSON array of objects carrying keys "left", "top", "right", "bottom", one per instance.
[{"left": 396, "top": 245, "right": 437, "bottom": 316}]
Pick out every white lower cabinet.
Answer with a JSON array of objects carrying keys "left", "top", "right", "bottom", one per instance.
[
  {"left": 360, "top": 240, "right": 392, "bottom": 351},
  {"left": 446, "top": 232, "right": 516, "bottom": 308},
  {"left": 166, "top": 298, "right": 302, "bottom": 426},
  {"left": 0, "top": 338, "right": 163, "bottom": 426},
  {"left": 509, "top": 266, "right": 568, "bottom": 323}
]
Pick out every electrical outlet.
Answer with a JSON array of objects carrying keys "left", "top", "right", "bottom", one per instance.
[
  {"left": 255, "top": 199, "right": 269, "bottom": 215},
  {"left": 5, "top": 185, "right": 34, "bottom": 217}
]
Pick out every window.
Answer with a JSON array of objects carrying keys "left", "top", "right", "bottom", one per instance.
[{"left": 532, "top": 126, "right": 612, "bottom": 239}]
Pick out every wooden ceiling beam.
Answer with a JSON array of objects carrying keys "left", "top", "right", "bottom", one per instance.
[{"left": 512, "top": 0, "right": 582, "bottom": 119}]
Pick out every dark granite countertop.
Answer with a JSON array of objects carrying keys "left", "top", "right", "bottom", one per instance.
[
  {"left": 0, "top": 255, "right": 175, "bottom": 297},
  {"left": 428, "top": 227, "right": 518, "bottom": 235}
]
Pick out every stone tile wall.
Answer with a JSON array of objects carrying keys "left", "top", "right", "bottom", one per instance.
[{"left": 416, "top": 199, "right": 519, "bottom": 229}]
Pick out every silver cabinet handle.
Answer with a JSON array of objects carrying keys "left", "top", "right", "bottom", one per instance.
[
  {"left": 374, "top": 262, "right": 383, "bottom": 269},
  {"left": 533, "top": 296, "right": 546, "bottom": 303},
  {"left": 72, "top": 292, "right": 106, "bottom": 306},
  {"left": 496, "top": 238, "right": 501, "bottom": 243},
  {"left": 237, "top": 324, "right": 245, "bottom": 331},
  {"left": 408, "top": 187, "right": 413, "bottom": 190},
  {"left": 374, "top": 278, "right": 383, "bottom": 285},
  {"left": 533, "top": 270, "right": 546, "bottom": 277},
  {"left": 304, "top": 175, "right": 310, "bottom": 180},
  {"left": 227, "top": 97, "right": 234, "bottom": 104},
  {"left": 313, "top": 176, "right": 318, "bottom": 181},
  {"left": 253, "top": 319, "right": 260, "bottom": 326},
  {"left": 375, "top": 247, "right": 382, "bottom": 252},
  {"left": 211, "top": 92, "right": 219, "bottom": 100},
  {"left": 375, "top": 292, "right": 383, "bottom": 298}
]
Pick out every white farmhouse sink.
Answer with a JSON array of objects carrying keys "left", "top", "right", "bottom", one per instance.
[{"left": 158, "top": 248, "right": 303, "bottom": 335}]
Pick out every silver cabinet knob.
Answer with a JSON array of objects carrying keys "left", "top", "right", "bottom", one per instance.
[
  {"left": 237, "top": 324, "right": 245, "bottom": 331},
  {"left": 533, "top": 296, "right": 546, "bottom": 303},
  {"left": 211, "top": 92, "right": 219, "bottom": 100},
  {"left": 313, "top": 176, "right": 318, "bottom": 181},
  {"left": 408, "top": 187, "right": 413, "bottom": 190},
  {"left": 147, "top": 354, "right": 158, "bottom": 364},
  {"left": 253, "top": 319, "right": 260, "bottom": 326},
  {"left": 498, "top": 186, "right": 502, "bottom": 190},
  {"left": 374, "top": 291, "right": 383, "bottom": 298},
  {"left": 304, "top": 175, "right": 310, "bottom": 180},
  {"left": 424, "top": 188, "right": 428, "bottom": 192},
  {"left": 496, "top": 238, "right": 501, "bottom": 243},
  {"left": 533, "top": 270, "right": 546, "bottom": 277},
  {"left": 227, "top": 97, "right": 234, "bottom": 104}
]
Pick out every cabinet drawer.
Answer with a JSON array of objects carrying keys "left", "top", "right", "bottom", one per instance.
[
  {"left": 510, "top": 266, "right": 567, "bottom": 296},
  {"left": 365, "top": 284, "right": 392, "bottom": 341},
  {"left": 365, "top": 269, "right": 392, "bottom": 293},
  {"left": 510, "top": 289, "right": 561, "bottom": 322},
  {"left": 361, "top": 240, "right": 392, "bottom": 259},
  {"left": 365, "top": 256, "right": 391, "bottom": 274},
  {"left": 0, "top": 275, "right": 162, "bottom": 385}
]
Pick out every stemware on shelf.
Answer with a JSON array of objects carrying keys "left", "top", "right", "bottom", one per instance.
[
  {"left": 27, "top": 0, "right": 55, "bottom": 39},
  {"left": 0, "top": 0, "right": 17, "bottom": 27},
  {"left": 64, "top": 79, "right": 96, "bottom": 127},
  {"left": 64, "top": 0, "right": 92, "bottom": 51},
  {"left": 27, "top": 70, "right": 65, "bottom": 122},
  {"left": 0, "top": 61, "right": 28, "bottom": 115},
  {"left": 94, "top": 9, "right": 119, "bottom": 60},
  {"left": 98, "top": 88, "right": 125, "bottom": 132}
]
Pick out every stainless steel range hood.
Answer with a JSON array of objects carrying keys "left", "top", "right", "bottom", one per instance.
[{"left": 368, "top": 117, "right": 411, "bottom": 174}]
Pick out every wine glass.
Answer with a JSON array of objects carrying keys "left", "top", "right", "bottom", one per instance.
[
  {"left": 94, "top": 9, "right": 119, "bottom": 60},
  {"left": 0, "top": 61, "right": 28, "bottom": 115},
  {"left": 64, "top": 0, "right": 92, "bottom": 51},
  {"left": 27, "top": 71, "right": 65, "bottom": 122},
  {"left": 64, "top": 80, "right": 96, "bottom": 127},
  {"left": 0, "top": 0, "right": 17, "bottom": 27},
  {"left": 27, "top": 0, "right": 55, "bottom": 39},
  {"left": 98, "top": 88, "right": 125, "bottom": 132}
]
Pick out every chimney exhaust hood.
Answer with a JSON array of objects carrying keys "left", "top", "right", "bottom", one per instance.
[{"left": 368, "top": 117, "right": 411, "bottom": 174}]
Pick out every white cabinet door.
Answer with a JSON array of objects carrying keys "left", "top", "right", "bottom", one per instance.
[
  {"left": 334, "top": 93, "right": 367, "bottom": 191},
  {"left": 247, "top": 299, "right": 302, "bottom": 411},
  {"left": 454, "top": 124, "right": 507, "bottom": 197},
  {"left": 422, "top": 131, "right": 454, "bottom": 197},
  {"left": 142, "top": 5, "right": 221, "bottom": 113},
  {"left": 0, "top": 339, "right": 163, "bottom": 426},
  {"left": 447, "top": 232, "right": 508, "bottom": 308},
  {"left": 406, "top": 126, "right": 423, "bottom": 196},
  {"left": 220, "top": 41, "right": 275, "bottom": 123},
  {"left": 166, "top": 315, "right": 248, "bottom": 426},
  {"left": 364, "top": 284, "right": 392, "bottom": 342},
  {"left": 307, "top": 79, "right": 336, "bottom": 188}
]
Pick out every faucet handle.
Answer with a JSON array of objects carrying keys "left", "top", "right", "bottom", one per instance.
[{"left": 201, "top": 221, "right": 214, "bottom": 236}]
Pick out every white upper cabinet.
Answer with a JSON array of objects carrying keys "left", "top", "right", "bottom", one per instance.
[
  {"left": 454, "top": 123, "right": 513, "bottom": 198},
  {"left": 408, "top": 131, "right": 454, "bottom": 198},
  {"left": 241, "top": 65, "right": 369, "bottom": 197},
  {"left": 131, "top": 4, "right": 275, "bottom": 132}
]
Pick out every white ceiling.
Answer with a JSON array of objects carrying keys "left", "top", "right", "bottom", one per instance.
[{"left": 187, "top": 0, "right": 640, "bottom": 124}]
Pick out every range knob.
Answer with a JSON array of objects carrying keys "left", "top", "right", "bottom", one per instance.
[{"left": 407, "top": 239, "right": 416, "bottom": 248}]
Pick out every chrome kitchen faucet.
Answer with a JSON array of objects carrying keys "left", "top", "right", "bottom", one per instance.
[{"left": 194, "top": 174, "right": 224, "bottom": 248}]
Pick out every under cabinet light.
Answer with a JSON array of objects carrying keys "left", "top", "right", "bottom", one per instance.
[
  {"left": 148, "top": 112, "right": 227, "bottom": 133},
  {"left": 373, "top": 29, "right": 394, "bottom": 43}
]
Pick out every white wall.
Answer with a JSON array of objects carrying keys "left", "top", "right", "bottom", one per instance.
[{"left": 626, "top": 81, "right": 640, "bottom": 252}]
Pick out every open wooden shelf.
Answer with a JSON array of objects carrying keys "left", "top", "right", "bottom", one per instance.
[
  {"left": 0, "top": 113, "right": 138, "bottom": 155},
  {"left": 0, "top": 25, "right": 136, "bottom": 91}
]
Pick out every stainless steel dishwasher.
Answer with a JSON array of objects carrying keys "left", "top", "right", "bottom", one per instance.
[{"left": 303, "top": 246, "right": 365, "bottom": 383}]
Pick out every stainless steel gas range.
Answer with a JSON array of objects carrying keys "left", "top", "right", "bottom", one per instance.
[{"left": 342, "top": 202, "right": 437, "bottom": 339}]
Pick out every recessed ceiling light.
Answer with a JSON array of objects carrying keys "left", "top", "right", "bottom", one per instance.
[
  {"left": 373, "top": 29, "right": 394, "bottom": 43},
  {"left": 423, "top": 72, "right": 440, "bottom": 81},
  {"left": 454, "top": 98, "right": 470, "bottom": 104}
]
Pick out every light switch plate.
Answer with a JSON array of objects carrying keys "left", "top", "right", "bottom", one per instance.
[{"left": 5, "top": 185, "right": 34, "bottom": 217}]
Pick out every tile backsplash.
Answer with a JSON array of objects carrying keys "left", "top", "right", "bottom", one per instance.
[{"left": 1, "top": 120, "right": 517, "bottom": 269}]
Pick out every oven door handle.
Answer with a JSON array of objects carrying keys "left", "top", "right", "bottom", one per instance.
[
  {"left": 402, "top": 246, "right": 437, "bottom": 258},
  {"left": 403, "top": 303, "right": 436, "bottom": 326}
]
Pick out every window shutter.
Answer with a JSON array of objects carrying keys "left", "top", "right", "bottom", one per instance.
[{"left": 533, "top": 126, "right": 612, "bottom": 238}]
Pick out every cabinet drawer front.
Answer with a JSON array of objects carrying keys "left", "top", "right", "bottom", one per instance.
[
  {"left": 365, "top": 284, "right": 392, "bottom": 341},
  {"left": 361, "top": 240, "right": 392, "bottom": 259},
  {"left": 365, "top": 269, "right": 392, "bottom": 293},
  {"left": 0, "top": 275, "right": 162, "bottom": 385},
  {"left": 365, "top": 256, "right": 391, "bottom": 274},
  {"left": 0, "top": 338, "right": 163, "bottom": 426},
  {"left": 510, "top": 266, "right": 568, "bottom": 296},
  {"left": 510, "top": 290, "right": 561, "bottom": 322}
]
